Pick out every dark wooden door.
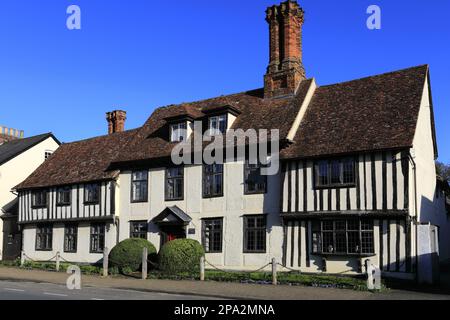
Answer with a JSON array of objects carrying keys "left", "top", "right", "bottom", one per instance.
[{"left": 2, "top": 218, "right": 22, "bottom": 261}]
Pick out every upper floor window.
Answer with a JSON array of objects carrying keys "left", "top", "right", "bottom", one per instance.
[
  {"left": 32, "top": 190, "right": 47, "bottom": 208},
  {"left": 130, "top": 221, "right": 148, "bottom": 239},
  {"left": 36, "top": 224, "right": 53, "bottom": 251},
  {"left": 165, "top": 167, "right": 184, "bottom": 201},
  {"left": 203, "top": 164, "right": 223, "bottom": 198},
  {"left": 170, "top": 122, "right": 187, "bottom": 142},
  {"left": 244, "top": 161, "right": 267, "bottom": 194},
  {"left": 312, "top": 219, "right": 374, "bottom": 255},
  {"left": 44, "top": 151, "right": 53, "bottom": 160},
  {"left": 57, "top": 186, "right": 71, "bottom": 206},
  {"left": 208, "top": 115, "right": 227, "bottom": 135},
  {"left": 131, "top": 170, "right": 148, "bottom": 202},
  {"left": 315, "top": 158, "right": 355, "bottom": 188},
  {"left": 84, "top": 183, "right": 100, "bottom": 204}
]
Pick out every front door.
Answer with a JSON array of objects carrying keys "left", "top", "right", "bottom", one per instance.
[
  {"left": 160, "top": 225, "right": 186, "bottom": 247},
  {"left": 2, "top": 218, "right": 22, "bottom": 261}
]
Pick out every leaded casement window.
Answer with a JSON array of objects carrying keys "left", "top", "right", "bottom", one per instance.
[
  {"left": 202, "top": 218, "right": 223, "bottom": 253},
  {"left": 131, "top": 170, "right": 148, "bottom": 203},
  {"left": 208, "top": 115, "right": 227, "bottom": 135},
  {"left": 244, "top": 161, "right": 267, "bottom": 194},
  {"left": 84, "top": 183, "right": 100, "bottom": 204},
  {"left": 64, "top": 224, "right": 78, "bottom": 253},
  {"left": 57, "top": 186, "right": 71, "bottom": 206},
  {"left": 32, "top": 190, "right": 47, "bottom": 208},
  {"left": 203, "top": 164, "right": 224, "bottom": 198},
  {"left": 170, "top": 122, "right": 188, "bottom": 142},
  {"left": 35, "top": 224, "right": 53, "bottom": 251},
  {"left": 312, "top": 219, "right": 374, "bottom": 255},
  {"left": 130, "top": 221, "right": 148, "bottom": 239},
  {"left": 243, "top": 215, "right": 267, "bottom": 253},
  {"left": 315, "top": 158, "right": 355, "bottom": 188},
  {"left": 90, "top": 223, "right": 105, "bottom": 253},
  {"left": 165, "top": 167, "right": 184, "bottom": 201}
]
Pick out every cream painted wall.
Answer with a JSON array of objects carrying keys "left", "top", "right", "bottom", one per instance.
[
  {"left": 0, "top": 136, "right": 59, "bottom": 259},
  {"left": 118, "top": 160, "right": 283, "bottom": 269},
  {"left": 412, "top": 75, "right": 450, "bottom": 262},
  {"left": 22, "top": 222, "right": 116, "bottom": 264}
]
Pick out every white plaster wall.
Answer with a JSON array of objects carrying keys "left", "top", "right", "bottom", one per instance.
[
  {"left": 118, "top": 160, "right": 283, "bottom": 269},
  {"left": 0, "top": 136, "right": 59, "bottom": 259},
  {"left": 22, "top": 222, "right": 116, "bottom": 264},
  {"left": 411, "top": 75, "right": 450, "bottom": 262}
]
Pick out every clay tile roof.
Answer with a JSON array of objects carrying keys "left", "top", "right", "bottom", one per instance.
[
  {"left": 112, "top": 80, "right": 313, "bottom": 165},
  {"left": 281, "top": 65, "right": 430, "bottom": 159},
  {"left": 15, "top": 129, "right": 138, "bottom": 190}
]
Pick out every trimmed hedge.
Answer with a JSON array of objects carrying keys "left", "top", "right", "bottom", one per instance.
[
  {"left": 158, "top": 239, "right": 204, "bottom": 274},
  {"left": 109, "top": 238, "right": 157, "bottom": 273}
]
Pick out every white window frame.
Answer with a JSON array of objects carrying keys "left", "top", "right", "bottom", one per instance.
[
  {"left": 170, "top": 122, "right": 187, "bottom": 142},
  {"left": 208, "top": 115, "right": 227, "bottom": 135}
]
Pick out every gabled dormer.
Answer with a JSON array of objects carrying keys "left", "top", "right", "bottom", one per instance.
[
  {"left": 202, "top": 104, "right": 241, "bottom": 136},
  {"left": 164, "top": 105, "right": 204, "bottom": 142}
]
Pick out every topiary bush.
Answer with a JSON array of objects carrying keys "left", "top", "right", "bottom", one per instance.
[
  {"left": 109, "top": 238, "right": 157, "bottom": 274},
  {"left": 158, "top": 239, "right": 205, "bottom": 274}
]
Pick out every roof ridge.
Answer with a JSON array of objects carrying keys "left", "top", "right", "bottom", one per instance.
[
  {"left": 59, "top": 128, "right": 140, "bottom": 146},
  {"left": 319, "top": 64, "right": 429, "bottom": 89}
]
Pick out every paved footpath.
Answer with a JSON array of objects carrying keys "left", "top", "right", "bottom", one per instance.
[{"left": 0, "top": 266, "right": 449, "bottom": 300}]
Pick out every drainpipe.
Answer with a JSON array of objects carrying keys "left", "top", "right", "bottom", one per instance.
[{"left": 407, "top": 151, "right": 419, "bottom": 282}]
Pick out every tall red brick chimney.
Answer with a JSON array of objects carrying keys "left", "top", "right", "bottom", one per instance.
[
  {"left": 264, "top": 1, "right": 306, "bottom": 99},
  {"left": 106, "top": 110, "right": 127, "bottom": 134}
]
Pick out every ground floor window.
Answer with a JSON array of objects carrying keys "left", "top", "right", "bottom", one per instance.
[
  {"left": 243, "top": 215, "right": 267, "bottom": 253},
  {"left": 130, "top": 221, "right": 148, "bottom": 239},
  {"left": 36, "top": 224, "right": 53, "bottom": 251},
  {"left": 90, "top": 223, "right": 105, "bottom": 253},
  {"left": 202, "top": 218, "right": 223, "bottom": 253},
  {"left": 64, "top": 224, "right": 78, "bottom": 253},
  {"left": 312, "top": 219, "right": 374, "bottom": 255}
]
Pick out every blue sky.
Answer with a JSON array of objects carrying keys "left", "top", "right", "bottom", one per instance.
[{"left": 0, "top": 0, "right": 449, "bottom": 162}]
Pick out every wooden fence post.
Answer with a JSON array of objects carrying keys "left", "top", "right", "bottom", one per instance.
[
  {"left": 272, "top": 258, "right": 277, "bottom": 285},
  {"left": 103, "top": 247, "right": 108, "bottom": 277},
  {"left": 142, "top": 247, "right": 148, "bottom": 280},
  {"left": 20, "top": 251, "right": 25, "bottom": 267},
  {"left": 56, "top": 252, "right": 60, "bottom": 272},
  {"left": 200, "top": 256, "right": 205, "bottom": 281}
]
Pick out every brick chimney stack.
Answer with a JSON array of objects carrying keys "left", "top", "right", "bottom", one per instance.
[
  {"left": 264, "top": 1, "right": 306, "bottom": 98},
  {"left": 106, "top": 110, "right": 127, "bottom": 134}
]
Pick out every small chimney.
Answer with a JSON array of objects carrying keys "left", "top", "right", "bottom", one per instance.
[
  {"left": 106, "top": 110, "right": 127, "bottom": 134},
  {"left": 264, "top": 1, "right": 306, "bottom": 98}
]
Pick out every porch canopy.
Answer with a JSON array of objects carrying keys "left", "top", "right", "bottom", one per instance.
[{"left": 151, "top": 206, "right": 192, "bottom": 226}]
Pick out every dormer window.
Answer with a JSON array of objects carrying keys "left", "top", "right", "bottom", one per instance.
[
  {"left": 170, "top": 122, "right": 187, "bottom": 142},
  {"left": 208, "top": 115, "right": 227, "bottom": 135}
]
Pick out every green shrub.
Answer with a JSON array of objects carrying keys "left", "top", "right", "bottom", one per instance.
[
  {"left": 109, "top": 238, "right": 157, "bottom": 274},
  {"left": 158, "top": 239, "right": 204, "bottom": 274}
]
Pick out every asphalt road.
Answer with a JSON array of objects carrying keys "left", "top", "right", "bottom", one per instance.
[{"left": 0, "top": 280, "right": 221, "bottom": 300}]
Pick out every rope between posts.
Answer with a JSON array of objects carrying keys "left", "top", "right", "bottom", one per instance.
[
  {"left": 22, "top": 252, "right": 58, "bottom": 264},
  {"left": 205, "top": 259, "right": 271, "bottom": 274},
  {"left": 276, "top": 263, "right": 301, "bottom": 273}
]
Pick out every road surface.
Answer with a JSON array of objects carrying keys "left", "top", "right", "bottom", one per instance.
[{"left": 0, "top": 280, "right": 221, "bottom": 300}]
